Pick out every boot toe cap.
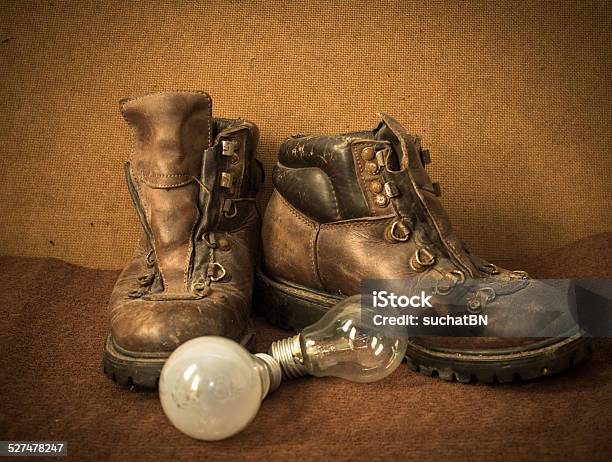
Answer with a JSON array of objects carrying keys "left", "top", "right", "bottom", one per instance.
[{"left": 110, "top": 297, "right": 248, "bottom": 354}]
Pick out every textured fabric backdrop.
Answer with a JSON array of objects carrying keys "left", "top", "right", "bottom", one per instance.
[{"left": 1, "top": 0, "right": 611, "bottom": 269}]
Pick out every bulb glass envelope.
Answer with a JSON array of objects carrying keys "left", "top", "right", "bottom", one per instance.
[
  {"left": 159, "top": 337, "right": 263, "bottom": 441},
  {"left": 300, "top": 295, "right": 408, "bottom": 382}
]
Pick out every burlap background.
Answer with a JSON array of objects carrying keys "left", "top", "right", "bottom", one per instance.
[{"left": 1, "top": 0, "right": 610, "bottom": 270}]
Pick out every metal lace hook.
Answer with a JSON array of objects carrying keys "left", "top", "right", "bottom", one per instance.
[
  {"left": 480, "top": 263, "right": 500, "bottom": 275},
  {"left": 388, "top": 219, "right": 411, "bottom": 242},
  {"left": 222, "top": 199, "right": 238, "bottom": 219},
  {"left": 409, "top": 247, "right": 436, "bottom": 272},
  {"left": 434, "top": 270, "right": 465, "bottom": 295},
  {"left": 415, "top": 247, "right": 435, "bottom": 266},
  {"left": 208, "top": 262, "right": 227, "bottom": 282},
  {"left": 202, "top": 232, "right": 217, "bottom": 248},
  {"left": 467, "top": 287, "right": 496, "bottom": 314},
  {"left": 510, "top": 270, "right": 529, "bottom": 279}
]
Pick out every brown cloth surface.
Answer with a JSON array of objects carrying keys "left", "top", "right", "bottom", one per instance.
[
  {"left": 2, "top": 0, "right": 612, "bottom": 269},
  {"left": 1, "top": 233, "right": 611, "bottom": 461}
]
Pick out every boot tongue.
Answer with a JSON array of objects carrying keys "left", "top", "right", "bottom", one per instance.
[
  {"left": 376, "top": 113, "right": 478, "bottom": 276},
  {"left": 374, "top": 118, "right": 409, "bottom": 169},
  {"left": 121, "top": 91, "right": 212, "bottom": 187}
]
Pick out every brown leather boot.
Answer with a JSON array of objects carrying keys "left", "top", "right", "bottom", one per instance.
[
  {"left": 255, "top": 113, "right": 591, "bottom": 383},
  {"left": 103, "top": 91, "right": 262, "bottom": 387}
]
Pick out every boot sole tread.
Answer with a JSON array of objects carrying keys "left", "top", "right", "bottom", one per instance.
[
  {"left": 102, "top": 327, "right": 257, "bottom": 388},
  {"left": 253, "top": 268, "right": 592, "bottom": 384}
]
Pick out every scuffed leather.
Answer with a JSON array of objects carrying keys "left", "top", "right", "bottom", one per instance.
[
  {"left": 110, "top": 208, "right": 259, "bottom": 352},
  {"left": 261, "top": 191, "right": 323, "bottom": 290},
  {"left": 109, "top": 91, "right": 260, "bottom": 353},
  {"left": 262, "top": 114, "right": 579, "bottom": 350},
  {"left": 317, "top": 218, "right": 439, "bottom": 295},
  {"left": 276, "top": 135, "right": 370, "bottom": 221},
  {"left": 121, "top": 91, "right": 212, "bottom": 295},
  {"left": 273, "top": 164, "right": 342, "bottom": 222}
]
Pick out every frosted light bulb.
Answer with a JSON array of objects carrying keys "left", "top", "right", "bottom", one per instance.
[
  {"left": 269, "top": 295, "right": 408, "bottom": 383},
  {"left": 158, "top": 336, "right": 281, "bottom": 441}
]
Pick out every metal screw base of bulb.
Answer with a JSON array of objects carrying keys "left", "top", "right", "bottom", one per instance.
[
  {"left": 253, "top": 353, "right": 282, "bottom": 399},
  {"left": 269, "top": 334, "right": 308, "bottom": 379}
]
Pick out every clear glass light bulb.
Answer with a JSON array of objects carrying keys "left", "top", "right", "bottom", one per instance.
[
  {"left": 158, "top": 336, "right": 281, "bottom": 441},
  {"left": 270, "top": 295, "right": 408, "bottom": 383}
]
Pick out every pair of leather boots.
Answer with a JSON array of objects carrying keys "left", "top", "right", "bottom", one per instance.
[{"left": 103, "top": 91, "right": 591, "bottom": 387}]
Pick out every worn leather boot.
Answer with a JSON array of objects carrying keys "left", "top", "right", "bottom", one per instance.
[
  {"left": 103, "top": 91, "right": 261, "bottom": 387},
  {"left": 255, "top": 113, "right": 591, "bottom": 383}
]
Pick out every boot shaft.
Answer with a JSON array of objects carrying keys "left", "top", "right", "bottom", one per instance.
[
  {"left": 121, "top": 91, "right": 213, "bottom": 184},
  {"left": 121, "top": 91, "right": 260, "bottom": 297}
]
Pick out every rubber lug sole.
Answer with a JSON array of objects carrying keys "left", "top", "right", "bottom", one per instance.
[
  {"left": 103, "top": 322, "right": 256, "bottom": 388},
  {"left": 404, "top": 335, "right": 592, "bottom": 384},
  {"left": 254, "top": 268, "right": 592, "bottom": 384}
]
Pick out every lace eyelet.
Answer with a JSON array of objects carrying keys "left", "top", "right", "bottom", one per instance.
[
  {"left": 467, "top": 299, "right": 482, "bottom": 314},
  {"left": 466, "top": 287, "right": 496, "bottom": 314},
  {"left": 202, "top": 232, "right": 217, "bottom": 248},
  {"left": 128, "top": 288, "right": 145, "bottom": 299},
  {"left": 208, "top": 262, "right": 227, "bottom": 282},
  {"left": 510, "top": 270, "right": 529, "bottom": 279},
  {"left": 480, "top": 263, "right": 499, "bottom": 275},
  {"left": 409, "top": 247, "right": 436, "bottom": 272},
  {"left": 137, "top": 273, "right": 154, "bottom": 286},
  {"left": 434, "top": 270, "right": 465, "bottom": 295},
  {"left": 385, "top": 219, "right": 411, "bottom": 243},
  {"left": 222, "top": 199, "right": 238, "bottom": 219}
]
